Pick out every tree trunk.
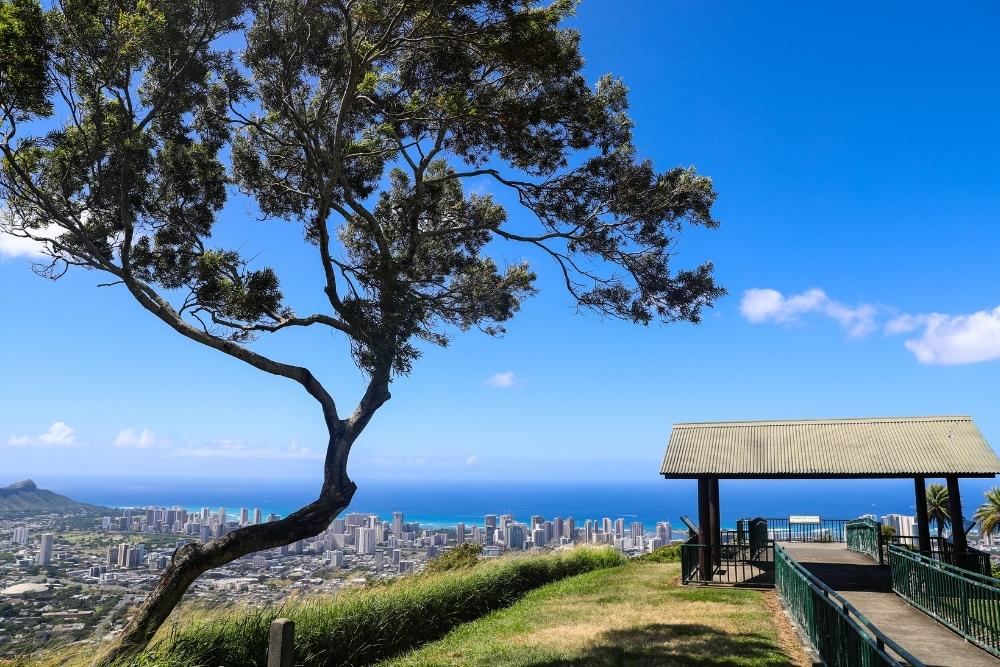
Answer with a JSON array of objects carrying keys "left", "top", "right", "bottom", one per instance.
[{"left": 96, "top": 465, "right": 357, "bottom": 666}]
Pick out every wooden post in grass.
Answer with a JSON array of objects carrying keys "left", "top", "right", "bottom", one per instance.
[{"left": 268, "top": 618, "right": 295, "bottom": 667}]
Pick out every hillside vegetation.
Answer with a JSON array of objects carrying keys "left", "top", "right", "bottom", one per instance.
[
  {"left": 101, "top": 547, "right": 625, "bottom": 667},
  {"left": 384, "top": 561, "right": 808, "bottom": 667},
  {"left": 25, "top": 546, "right": 807, "bottom": 667},
  {"left": 0, "top": 480, "right": 100, "bottom": 515}
]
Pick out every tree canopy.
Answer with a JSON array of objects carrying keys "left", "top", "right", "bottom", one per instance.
[
  {"left": 0, "top": 1, "right": 723, "bottom": 660},
  {"left": 2, "top": 0, "right": 722, "bottom": 384}
]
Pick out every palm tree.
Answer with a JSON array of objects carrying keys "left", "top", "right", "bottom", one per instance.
[
  {"left": 974, "top": 487, "right": 1000, "bottom": 546},
  {"left": 926, "top": 483, "right": 950, "bottom": 543}
]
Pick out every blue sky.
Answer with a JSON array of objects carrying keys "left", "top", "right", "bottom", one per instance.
[{"left": 3, "top": 2, "right": 1000, "bottom": 484}]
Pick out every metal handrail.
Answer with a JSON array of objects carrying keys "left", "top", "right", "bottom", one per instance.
[
  {"left": 775, "top": 544, "right": 923, "bottom": 665},
  {"left": 846, "top": 517, "right": 884, "bottom": 565},
  {"left": 888, "top": 543, "right": 1000, "bottom": 658},
  {"left": 888, "top": 542, "right": 997, "bottom": 584}
]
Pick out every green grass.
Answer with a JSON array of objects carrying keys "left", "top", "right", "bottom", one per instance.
[
  {"left": 115, "top": 547, "right": 626, "bottom": 667},
  {"left": 380, "top": 562, "right": 806, "bottom": 667}
]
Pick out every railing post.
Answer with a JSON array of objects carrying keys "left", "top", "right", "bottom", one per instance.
[
  {"left": 877, "top": 524, "right": 884, "bottom": 566},
  {"left": 268, "top": 617, "right": 295, "bottom": 667}
]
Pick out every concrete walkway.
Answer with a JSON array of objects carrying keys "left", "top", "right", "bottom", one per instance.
[{"left": 782, "top": 542, "right": 999, "bottom": 666}]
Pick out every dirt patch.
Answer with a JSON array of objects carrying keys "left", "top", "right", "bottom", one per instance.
[{"left": 763, "top": 590, "right": 814, "bottom": 666}]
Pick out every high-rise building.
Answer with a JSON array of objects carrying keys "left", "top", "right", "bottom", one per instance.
[
  {"left": 393, "top": 512, "right": 404, "bottom": 538},
  {"left": 485, "top": 514, "right": 498, "bottom": 529},
  {"left": 506, "top": 523, "right": 526, "bottom": 550},
  {"left": 358, "top": 527, "right": 377, "bottom": 555},
  {"left": 253, "top": 508, "right": 262, "bottom": 524},
  {"left": 12, "top": 526, "right": 29, "bottom": 545},
  {"left": 630, "top": 522, "right": 644, "bottom": 547},
  {"left": 201, "top": 507, "right": 211, "bottom": 523},
  {"left": 240, "top": 508, "right": 249, "bottom": 525},
  {"left": 531, "top": 527, "right": 546, "bottom": 548},
  {"left": 564, "top": 517, "right": 575, "bottom": 539},
  {"left": 117, "top": 543, "right": 131, "bottom": 569},
  {"left": 656, "top": 522, "right": 672, "bottom": 543},
  {"left": 531, "top": 515, "right": 544, "bottom": 529},
  {"left": 584, "top": 520, "right": 593, "bottom": 544},
  {"left": 615, "top": 518, "right": 625, "bottom": 539},
  {"left": 881, "top": 514, "right": 917, "bottom": 538},
  {"left": 218, "top": 507, "right": 227, "bottom": 525},
  {"left": 36, "top": 533, "right": 53, "bottom": 565},
  {"left": 455, "top": 522, "right": 465, "bottom": 544}
]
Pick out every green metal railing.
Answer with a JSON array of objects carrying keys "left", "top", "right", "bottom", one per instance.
[
  {"left": 775, "top": 544, "right": 923, "bottom": 666},
  {"left": 885, "top": 535, "right": 993, "bottom": 577},
  {"left": 889, "top": 543, "right": 1000, "bottom": 658},
  {"left": 846, "top": 517, "right": 884, "bottom": 565}
]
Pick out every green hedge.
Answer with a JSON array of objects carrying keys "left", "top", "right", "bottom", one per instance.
[{"left": 129, "top": 547, "right": 626, "bottom": 667}]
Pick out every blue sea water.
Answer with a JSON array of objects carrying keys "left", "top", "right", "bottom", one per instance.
[{"left": 33, "top": 476, "right": 1000, "bottom": 532}]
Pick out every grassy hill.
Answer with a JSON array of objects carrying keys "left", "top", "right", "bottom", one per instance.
[
  {"left": 24, "top": 547, "right": 807, "bottom": 667},
  {"left": 0, "top": 480, "right": 102, "bottom": 516},
  {"left": 382, "top": 561, "right": 808, "bottom": 666}
]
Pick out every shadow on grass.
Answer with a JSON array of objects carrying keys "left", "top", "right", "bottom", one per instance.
[{"left": 530, "top": 623, "right": 799, "bottom": 666}]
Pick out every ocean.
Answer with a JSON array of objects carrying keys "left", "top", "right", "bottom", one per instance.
[{"left": 36, "top": 476, "right": 1000, "bottom": 531}]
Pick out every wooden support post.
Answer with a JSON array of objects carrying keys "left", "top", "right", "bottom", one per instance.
[
  {"left": 709, "top": 477, "right": 721, "bottom": 567},
  {"left": 697, "top": 477, "right": 712, "bottom": 582},
  {"left": 946, "top": 476, "right": 968, "bottom": 558},
  {"left": 914, "top": 476, "right": 931, "bottom": 554},
  {"left": 268, "top": 617, "right": 295, "bottom": 667}
]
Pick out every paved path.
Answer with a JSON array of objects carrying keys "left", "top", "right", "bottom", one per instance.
[{"left": 782, "top": 542, "right": 999, "bottom": 666}]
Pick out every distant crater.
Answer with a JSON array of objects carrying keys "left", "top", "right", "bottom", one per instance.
[{"left": 0, "top": 479, "right": 103, "bottom": 516}]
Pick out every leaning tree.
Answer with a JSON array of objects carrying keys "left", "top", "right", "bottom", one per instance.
[{"left": 0, "top": 0, "right": 723, "bottom": 661}]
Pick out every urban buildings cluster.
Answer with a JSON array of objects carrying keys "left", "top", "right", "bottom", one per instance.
[{"left": 0, "top": 504, "right": 676, "bottom": 657}]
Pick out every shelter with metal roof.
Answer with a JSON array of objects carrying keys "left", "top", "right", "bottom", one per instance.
[{"left": 660, "top": 416, "right": 1000, "bottom": 582}]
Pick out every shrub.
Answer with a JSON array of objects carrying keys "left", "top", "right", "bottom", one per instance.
[
  {"left": 128, "top": 547, "right": 625, "bottom": 667},
  {"left": 635, "top": 544, "right": 681, "bottom": 563},
  {"left": 425, "top": 543, "right": 482, "bottom": 573}
]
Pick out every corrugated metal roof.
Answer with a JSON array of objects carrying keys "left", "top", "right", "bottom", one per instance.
[{"left": 660, "top": 416, "right": 1000, "bottom": 478}]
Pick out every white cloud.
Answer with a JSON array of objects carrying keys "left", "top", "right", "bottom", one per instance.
[
  {"left": 9, "top": 421, "right": 77, "bottom": 447},
  {"left": 740, "top": 288, "right": 877, "bottom": 338},
  {"left": 114, "top": 428, "right": 167, "bottom": 449},
  {"left": 39, "top": 421, "right": 76, "bottom": 445},
  {"left": 0, "top": 213, "right": 64, "bottom": 259},
  {"left": 884, "top": 313, "right": 930, "bottom": 335},
  {"left": 466, "top": 456, "right": 479, "bottom": 466},
  {"left": 485, "top": 371, "right": 520, "bottom": 389},
  {"left": 0, "top": 233, "right": 47, "bottom": 259},
  {"left": 166, "top": 439, "right": 321, "bottom": 460},
  {"left": 887, "top": 306, "right": 1000, "bottom": 365}
]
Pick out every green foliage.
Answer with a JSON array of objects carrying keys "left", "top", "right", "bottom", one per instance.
[
  {"left": 2, "top": 0, "right": 723, "bottom": 381},
  {"left": 634, "top": 544, "right": 681, "bottom": 563},
  {"left": 424, "top": 542, "right": 482, "bottom": 573},
  {"left": 127, "top": 547, "right": 626, "bottom": 667},
  {"left": 880, "top": 524, "right": 896, "bottom": 537},
  {"left": 0, "top": 0, "right": 50, "bottom": 119},
  {"left": 974, "top": 486, "right": 1000, "bottom": 539},
  {"left": 927, "top": 482, "right": 950, "bottom": 539}
]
